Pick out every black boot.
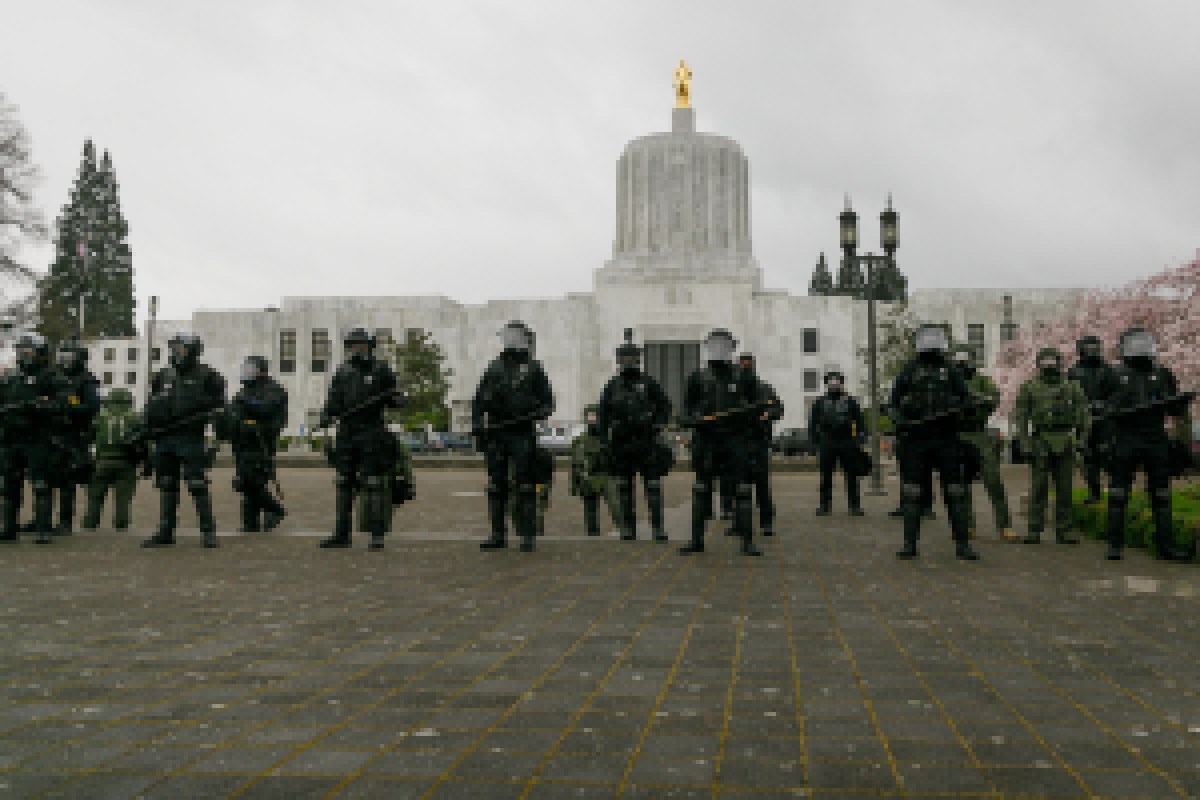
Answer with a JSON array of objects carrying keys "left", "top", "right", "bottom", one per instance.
[
  {"left": 192, "top": 489, "right": 217, "bottom": 548},
  {"left": 482, "top": 484, "right": 507, "bottom": 549},
  {"left": 955, "top": 539, "right": 980, "bottom": 561},
  {"left": 366, "top": 480, "right": 389, "bottom": 550},
  {"left": 1055, "top": 530, "right": 1080, "bottom": 545},
  {"left": 815, "top": 506, "right": 831, "bottom": 517},
  {"left": 143, "top": 489, "right": 178, "bottom": 547},
  {"left": 320, "top": 486, "right": 354, "bottom": 548},
  {"left": 618, "top": 479, "right": 636, "bottom": 540},
  {"left": 238, "top": 496, "right": 260, "bottom": 533},
  {"left": 1106, "top": 544, "right": 1123, "bottom": 560},
  {"left": 262, "top": 506, "right": 286, "bottom": 532},
  {"left": 54, "top": 486, "right": 75, "bottom": 535},
  {"left": 0, "top": 486, "right": 17, "bottom": 541},
  {"left": 896, "top": 535, "right": 918, "bottom": 559},
  {"left": 369, "top": 533, "right": 385, "bottom": 551},
  {"left": 517, "top": 489, "right": 537, "bottom": 552},
  {"left": 583, "top": 494, "right": 600, "bottom": 536},
  {"left": 679, "top": 532, "right": 705, "bottom": 555},
  {"left": 1153, "top": 502, "right": 1193, "bottom": 562},
  {"left": 33, "top": 490, "right": 54, "bottom": 545}
]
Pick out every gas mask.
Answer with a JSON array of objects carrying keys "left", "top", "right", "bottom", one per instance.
[
  {"left": 1121, "top": 331, "right": 1156, "bottom": 368},
  {"left": 1038, "top": 358, "right": 1061, "bottom": 379},
  {"left": 618, "top": 354, "right": 641, "bottom": 377}
]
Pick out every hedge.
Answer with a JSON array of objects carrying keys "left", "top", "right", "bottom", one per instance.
[{"left": 1070, "top": 480, "right": 1200, "bottom": 558}]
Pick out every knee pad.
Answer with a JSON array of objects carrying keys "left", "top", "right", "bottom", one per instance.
[
  {"left": 155, "top": 474, "right": 179, "bottom": 492},
  {"left": 945, "top": 483, "right": 967, "bottom": 499},
  {"left": 365, "top": 475, "right": 386, "bottom": 490},
  {"left": 1107, "top": 486, "right": 1128, "bottom": 507},
  {"left": 901, "top": 483, "right": 923, "bottom": 500},
  {"left": 31, "top": 479, "right": 50, "bottom": 492},
  {"left": 186, "top": 478, "right": 208, "bottom": 495},
  {"left": 645, "top": 478, "right": 662, "bottom": 491}
]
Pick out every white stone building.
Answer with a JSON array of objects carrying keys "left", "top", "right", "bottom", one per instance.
[{"left": 78, "top": 103, "right": 1084, "bottom": 434}]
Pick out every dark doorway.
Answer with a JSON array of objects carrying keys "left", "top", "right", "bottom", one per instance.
[{"left": 644, "top": 341, "right": 701, "bottom": 423}]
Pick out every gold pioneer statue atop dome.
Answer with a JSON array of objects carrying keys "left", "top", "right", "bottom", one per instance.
[{"left": 673, "top": 59, "right": 692, "bottom": 108}]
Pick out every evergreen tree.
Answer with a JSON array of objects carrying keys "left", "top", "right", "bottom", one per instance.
[
  {"left": 0, "top": 92, "right": 46, "bottom": 338},
  {"left": 873, "top": 259, "right": 908, "bottom": 303},
  {"left": 37, "top": 140, "right": 134, "bottom": 346},
  {"left": 808, "top": 252, "right": 833, "bottom": 296},
  {"left": 387, "top": 330, "right": 451, "bottom": 432},
  {"left": 834, "top": 254, "right": 865, "bottom": 299}
]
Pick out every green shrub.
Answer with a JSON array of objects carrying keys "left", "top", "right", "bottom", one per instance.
[{"left": 1071, "top": 482, "right": 1200, "bottom": 556}]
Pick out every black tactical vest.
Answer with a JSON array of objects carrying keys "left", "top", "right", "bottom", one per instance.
[
  {"left": 1067, "top": 359, "right": 1114, "bottom": 406},
  {"left": 327, "top": 359, "right": 395, "bottom": 429}
]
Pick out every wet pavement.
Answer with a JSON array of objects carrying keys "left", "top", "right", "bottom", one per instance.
[{"left": 1, "top": 466, "right": 1199, "bottom": 798}]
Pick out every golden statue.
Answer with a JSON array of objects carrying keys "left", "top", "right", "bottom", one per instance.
[{"left": 673, "top": 59, "right": 692, "bottom": 108}]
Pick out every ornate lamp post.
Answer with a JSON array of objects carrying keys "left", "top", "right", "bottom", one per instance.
[
  {"left": 143, "top": 295, "right": 158, "bottom": 408},
  {"left": 840, "top": 194, "right": 899, "bottom": 496}
]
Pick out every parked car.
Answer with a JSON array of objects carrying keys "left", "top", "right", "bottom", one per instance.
[
  {"left": 773, "top": 428, "right": 815, "bottom": 457},
  {"left": 537, "top": 423, "right": 577, "bottom": 454},
  {"left": 398, "top": 432, "right": 425, "bottom": 454},
  {"left": 441, "top": 432, "right": 475, "bottom": 453}
]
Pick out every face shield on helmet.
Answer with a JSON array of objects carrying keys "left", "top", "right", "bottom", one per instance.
[
  {"left": 914, "top": 326, "right": 948, "bottom": 354},
  {"left": 500, "top": 323, "right": 530, "bottom": 353},
  {"left": 1077, "top": 336, "right": 1102, "bottom": 360},
  {"left": 702, "top": 331, "right": 736, "bottom": 363},
  {"left": 825, "top": 373, "right": 843, "bottom": 392},
  {"left": 239, "top": 358, "right": 263, "bottom": 383},
  {"left": 1038, "top": 355, "right": 1061, "bottom": 371},
  {"left": 15, "top": 334, "right": 47, "bottom": 370},
  {"left": 1121, "top": 331, "right": 1156, "bottom": 360}
]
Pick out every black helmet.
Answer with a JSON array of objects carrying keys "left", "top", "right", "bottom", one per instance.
[
  {"left": 1118, "top": 327, "right": 1156, "bottom": 361},
  {"left": 167, "top": 332, "right": 202, "bottom": 369},
  {"left": 616, "top": 328, "right": 641, "bottom": 370},
  {"left": 56, "top": 340, "right": 89, "bottom": 372},
  {"left": 14, "top": 333, "right": 49, "bottom": 370},
  {"left": 342, "top": 325, "right": 375, "bottom": 364},
  {"left": 500, "top": 320, "right": 532, "bottom": 354},
  {"left": 1076, "top": 335, "right": 1103, "bottom": 361},
  {"left": 239, "top": 355, "right": 269, "bottom": 383},
  {"left": 702, "top": 328, "right": 737, "bottom": 363}
]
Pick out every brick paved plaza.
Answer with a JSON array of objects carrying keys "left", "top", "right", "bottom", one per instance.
[{"left": 2, "top": 466, "right": 1200, "bottom": 799}]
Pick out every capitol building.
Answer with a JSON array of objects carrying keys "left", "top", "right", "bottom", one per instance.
[{"left": 78, "top": 86, "right": 1081, "bottom": 435}]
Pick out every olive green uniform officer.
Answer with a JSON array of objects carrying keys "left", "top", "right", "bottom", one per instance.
[
  {"left": 82, "top": 388, "right": 144, "bottom": 530},
  {"left": 1012, "top": 347, "right": 1089, "bottom": 544},
  {"left": 569, "top": 405, "right": 623, "bottom": 535},
  {"left": 949, "top": 346, "right": 1016, "bottom": 541}
]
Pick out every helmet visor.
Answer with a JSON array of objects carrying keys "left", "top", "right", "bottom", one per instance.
[
  {"left": 1121, "top": 332, "right": 1156, "bottom": 359},
  {"left": 501, "top": 326, "right": 529, "bottom": 351},
  {"left": 239, "top": 359, "right": 260, "bottom": 381},
  {"left": 703, "top": 336, "right": 735, "bottom": 363},
  {"left": 914, "top": 327, "right": 947, "bottom": 353}
]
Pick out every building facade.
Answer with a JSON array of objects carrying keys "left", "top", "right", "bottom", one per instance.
[{"left": 68, "top": 102, "right": 1083, "bottom": 434}]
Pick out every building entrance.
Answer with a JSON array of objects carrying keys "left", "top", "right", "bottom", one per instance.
[{"left": 644, "top": 341, "right": 700, "bottom": 424}]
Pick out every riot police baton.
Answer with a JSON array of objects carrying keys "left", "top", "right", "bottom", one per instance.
[
  {"left": 313, "top": 389, "right": 404, "bottom": 432},
  {"left": 1094, "top": 391, "right": 1197, "bottom": 421},
  {"left": 471, "top": 409, "right": 550, "bottom": 436},
  {"left": 891, "top": 397, "right": 988, "bottom": 431},
  {"left": 683, "top": 398, "right": 779, "bottom": 428},
  {"left": 131, "top": 407, "right": 219, "bottom": 443}
]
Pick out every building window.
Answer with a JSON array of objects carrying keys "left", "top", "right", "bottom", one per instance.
[
  {"left": 151, "top": 347, "right": 161, "bottom": 362},
  {"left": 126, "top": 371, "right": 138, "bottom": 385},
  {"left": 803, "top": 328, "right": 819, "bottom": 354},
  {"left": 311, "top": 328, "right": 330, "bottom": 373},
  {"left": 967, "top": 323, "right": 985, "bottom": 368},
  {"left": 103, "top": 347, "right": 116, "bottom": 363},
  {"left": 102, "top": 371, "right": 113, "bottom": 385},
  {"left": 279, "top": 329, "right": 296, "bottom": 374},
  {"left": 127, "top": 347, "right": 138, "bottom": 362},
  {"left": 803, "top": 369, "right": 819, "bottom": 392}
]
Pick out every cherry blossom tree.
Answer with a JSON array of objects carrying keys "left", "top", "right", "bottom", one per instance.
[{"left": 991, "top": 254, "right": 1200, "bottom": 423}]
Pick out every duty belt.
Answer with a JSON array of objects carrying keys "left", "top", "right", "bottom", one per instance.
[{"left": 1034, "top": 425, "right": 1073, "bottom": 433}]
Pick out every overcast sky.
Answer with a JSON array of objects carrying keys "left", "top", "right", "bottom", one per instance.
[{"left": 3, "top": 0, "right": 1199, "bottom": 327}]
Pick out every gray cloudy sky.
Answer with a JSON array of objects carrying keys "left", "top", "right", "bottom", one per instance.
[{"left": 3, "top": 0, "right": 1199, "bottom": 327}]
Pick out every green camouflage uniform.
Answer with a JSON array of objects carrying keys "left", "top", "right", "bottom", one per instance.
[
  {"left": 1012, "top": 348, "right": 1089, "bottom": 543},
  {"left": 569, "top": 407, "right": 623, "bottom": 534},
  {"left": 950, "top": 346, "right": 1014, "bottom": 537},
  {"left": 82, "top": 388, "right": 144, "bottom": 530}
]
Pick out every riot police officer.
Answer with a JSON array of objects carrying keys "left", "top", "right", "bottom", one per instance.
[
  {"left": 141, "top": 332, "right": 227, "bottom": 548},
  {"left": 0, "top": 334, "right": 61, "bottom": 544},
  {"left": 49, "top": 340, "right": 101, "bottom": 534},
  {"left": 679, "top": 329, "right": 762, "bottom": 557},
  {"left": 950, "top": 345, "right": 1016, "bottom": 541},
  {"left": 1067, "top": 335, "right": 1115, "bottom": 504},
  {"left": 318, "top": 327, "right": 402, "bottom": 551},
  {"left": 224, "top": 356, "right": 288, "bottom": 533},
  {"left": 1012, "top": 347, "right": 1088, "bottom": 545},
  {"left": 733, "top": 353, "right": 783, "bottom": 535},
  {"left": 598, "top": 329, "right": 672, "bottom": 542},
  {"left": 1101, "top": 328, "right": 1194, "bottom": 561},
  {"left": 472, "top": 321, "right": 555, "bottom": 552},
  {"left": 810, "top": 369, "right": 865, "bottom": 517},
  {"left": 82, "top": 388, "right": 144, "bottom": 530},
  {"left": 889, "top": 324, "right": 979, "bottom": 561}
]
